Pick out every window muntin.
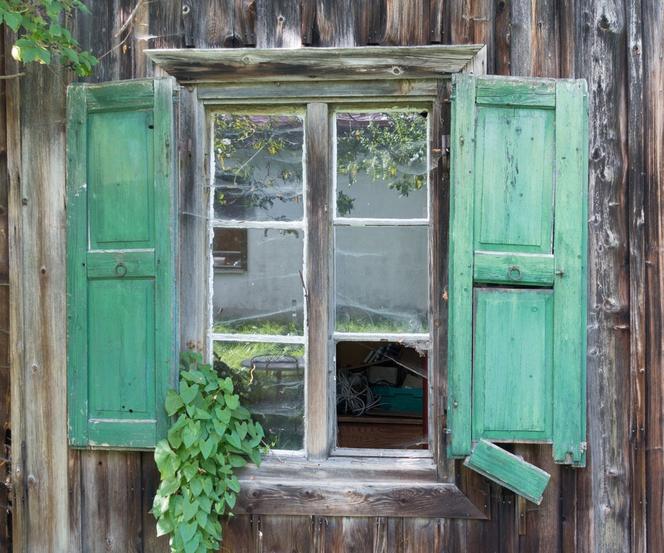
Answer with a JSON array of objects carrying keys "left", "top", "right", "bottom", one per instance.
[{"left": 211, "top": 110, "right": 307, "bottom": 452}]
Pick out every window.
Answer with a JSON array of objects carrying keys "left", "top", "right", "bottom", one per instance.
[
  {"left": 67, "top": 47, "right": 588, "bottom": 511},
  {"left": 208, "top": 107, "right": 438, "bottom": 455}
]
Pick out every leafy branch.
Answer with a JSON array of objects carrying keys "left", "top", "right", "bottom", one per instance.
[
  {"left": 152, "top": 352, "right": 265, "bottom": 553},
  {"left": 2, "top": 0, "right": 97, "bottom": 76}
]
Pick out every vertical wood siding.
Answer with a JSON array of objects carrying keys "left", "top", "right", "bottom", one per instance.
[{"left": 3, "top": 1, "right": 663, "bottom": 551}]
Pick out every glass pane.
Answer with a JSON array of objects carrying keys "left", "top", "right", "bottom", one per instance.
[
  {"left": 336, "top": 341, "right": 428, "bottom": 450},
  {"left": 335, "top": 226, "right": 428, "bottom": 333},
  {"left": 336, "top": 111, "right": 428, "bottom": 219},
  {"left": 214, "top": 113, "right": 304, "bottom": 221},
  {"left": 213, "top": 228, "right": 304, "bottom": 335},
  {"left": 214, "top": 341, "right": 305, "bottom": 450}
]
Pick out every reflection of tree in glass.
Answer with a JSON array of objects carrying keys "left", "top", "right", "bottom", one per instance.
[
  {"left": 336, "top": 112, "right": 428, "bottom": 216},
  {"left": 214, "top": 112, "right": 427, "bottom": 218},
  {"left": 214, "top": 114, "right": 304, "bottom": 218}
]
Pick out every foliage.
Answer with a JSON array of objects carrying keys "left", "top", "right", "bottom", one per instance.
[
  {"left": 152, "top": 352, "right": 264, "bottom": 553},
  {"left": 336, "top": 112, "right": 428, "bottom": 210},
  {"left": 2, "top": 0, "right": 97, "bottom": 76},
  {"left": 213, "top": 111, "right": 427, "bottom": 217},
  {"left": 214, "top": 114, "right": 303, "bottom": 215}
]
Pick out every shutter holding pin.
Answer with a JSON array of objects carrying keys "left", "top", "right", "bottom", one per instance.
[
  {"left": 507, "top": 265, "right": 522, "bottom": 281},
  {"left": 115, "top": 262, "right": 127, "bottom": 277}
]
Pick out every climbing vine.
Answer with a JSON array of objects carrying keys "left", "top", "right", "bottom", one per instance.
[
  {"left": 152, "top": 352, "right": 264, "bottom": 553},
  {"left": 2, "top": 0, "right": 97, "bottom": 76}
]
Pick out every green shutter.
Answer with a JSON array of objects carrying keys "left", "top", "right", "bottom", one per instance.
[
  {"left": 67, "top": 79, "right": 176, "bottom": 449},
  {"left": 448, "top": 75, "right": 588, "bottom": 467}
]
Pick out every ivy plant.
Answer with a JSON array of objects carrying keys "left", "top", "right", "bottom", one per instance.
[
  {"left": 2, "top": 0, "right": 97, "bottom": 76},
  {"left": 152, "top": 352, "right": 265, "bottom": 553}
]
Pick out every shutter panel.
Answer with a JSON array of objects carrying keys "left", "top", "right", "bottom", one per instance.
[
  {"left": 448, "top": 75, "right": 588, "bottom": 467},
  {"left": 67, "top": 79, "right": 176, "bottom": 449}
]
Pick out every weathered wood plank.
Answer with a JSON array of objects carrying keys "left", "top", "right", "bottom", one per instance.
[
  {"left": 305, "top": 103, "right": 332, "bottom": 459},
  {"left": 221, "top": 515, "right": 255, "bottom": 553},
  {"left": 146, "top": 45, "right": 485, "bottom": 82},
  {"left": 575, "top": 2, "right": 631, "bottom": 552},
  {"left": 236, "top": 480, "right": 485, "bottom": 518},
  {"left": 80, "top": 452, "right": 142, "bottom": 553},
  {"left": 509, "top": 0, "right": 561, "bottom": 77},
  {"left": 445, "top": 0, "right": 495, "bottom": 71},
  {"left": 258, "top": 515, "right": 314, "bottom": 553},
  {"left": 643, "top": 2, "right": 664, "bottom": 553},
  {"left": 16, "top": 62, "right": 72, "bottom": 553},
  {"left": 323, "top": 517, "right": 374, "bottom": 553},
  {"left": 381, "top": 0, "right": 430, "bottom": 46},
  {"left": 625, "top": 3, "right": 647, "bottom": 553},
  {"left": 256, "top": 0, "right": 302, "bottom": 48}
]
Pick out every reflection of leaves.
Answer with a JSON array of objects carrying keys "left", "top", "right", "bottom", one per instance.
[
  {"left": 337, "top": 112, "right": 427, "bottom": 215},
  {"left": 336, "top": 190, "right": 355, "bottom": 217},
  {"left": 214, "top": 115, "right": 303, "bottom": 213}
]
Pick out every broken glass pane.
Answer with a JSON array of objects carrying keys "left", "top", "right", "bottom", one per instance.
[
  {"left": 214, "top": 341, "right": 305, "bottom": 451},
  {"left": 335, "top": 226, "right": 429, "bottom": 333},
  {"left": 214, "top": 113, "right": 304, "bottom": 221},
  {"left": 336, "top": 111, "right": 428, "bottom": 219},
  {"left": 212, "top": 228, "right": 304, "bottom": 335}
]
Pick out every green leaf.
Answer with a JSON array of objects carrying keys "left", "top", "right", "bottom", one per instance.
[
  {"left": 226, "top": 432, "right": 242, "bottom": 451},
  {"left": 195, "top": 509, "right": 208, "bottom": 529},
  {"left": 180, "top": 381, "right": 199, "bottom": 405},
  {"left": 156, "top": 515, "right": 174, "bottom": 537},
  {"left": 183, "top": 532, "right": 200, "bottom": 553},
  {"left": 227, "top": 476, "right": 241, "bottom": 494},
  {"left": 158, "top": 477, "right": 180, "bottom": 497},
  {"left": 3, "top": 12, "right": 22, "bottom": 32},
  {"left": 228, "top": 455, "right": 247, "bottom": 468},
  {"left": 182, "top": 370, "right": 206, "bottom": 385},
  {"left": 190, "top": 477, "right": 203, "bottom": 497},
  {"left": 202, "top": 477, "right": 213, "bottom": 496},
  {"left": 182, "top": 463, "right": 197, "bottom": 482},
  {"left": 225, "top": 393, "right": 240, "bottom": 410},
  {"left": 165, "top": 390, "right": 185, "bottom": 416},
  {"left": 225, "top": 492, "right": 237, "bottom": 509},
  {"left": 200, "top": 437, "right": 215, "bottom": 459},
  {"left": 154, "top": 440, "right": 179, "bottom": 479},
  {"left": 179, "top": 520, "right": 198, "bottom": 544},
  {"left": 182, "top": 496, "right": 198, "bottom": 522}
]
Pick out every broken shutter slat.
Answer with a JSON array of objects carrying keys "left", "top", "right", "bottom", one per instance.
[
  {"left": 67, "top": 79, "right": 176, "bottom": 449},
  {"left": 464, "top": 440, "right": 551, "bottom": 505}
]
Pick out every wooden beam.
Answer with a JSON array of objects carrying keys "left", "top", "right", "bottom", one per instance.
[
  {"left": 145, "top": 45, "right": 485, "bottom": 83},
  {"left": 236, "top": 479, "right": 487, "bottom": 518}
]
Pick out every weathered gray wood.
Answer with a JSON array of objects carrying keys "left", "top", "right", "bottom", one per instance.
[
  {"left": 197, "top": 79, "right": 441, "bottom": 103},
  {"left": 179, "top": 87, "right": 208, "bottom": 353},
  {"left": 80, "top": 452, "right": 143, "bottom": 552},
  {"left": 305, "top": 103, "right": 332, "bottom": 459},
  {"left": 575, "top": 2, "right": 631, "bottom": 553},
  {"left": 236, "top": 479, "right": 485, "bottom": 518},
  {"left": 256, "top": 0, "right": 302, "bottom": 48},
  {"left": 146, "top": 45, "right": 485, "bottom": 82},
  {"left": 13, "top": 62, "right": 71, "bottom": 553},
  {"left": 258, "top": 515, "right": 314, "bottom": 552},
  {"left": 643, "top": 3, "right": 664, "bottom": 553}
]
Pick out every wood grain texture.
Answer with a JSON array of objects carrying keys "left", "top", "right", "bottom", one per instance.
[
  {"left": 145, "top": 45, "right": 485, "bottom": 83},
  {"left": 643, "top": 2, "right": 664, "bottom": 553},
  {"left": 236, "top": 479, "right": 485, "bottom": 518},
  {"left": 305, "top": 103, "right": 332, "bottom": 459},
  {"left": 575, "top": 3, "right": 631, "bottom": 553},
  {"left": 6, "top": 1, "right": 663, "bottom": 552}
]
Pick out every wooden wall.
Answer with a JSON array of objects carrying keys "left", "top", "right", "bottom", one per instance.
[{"left": 3, "top": 1, "right": 663, "bottom": 552}]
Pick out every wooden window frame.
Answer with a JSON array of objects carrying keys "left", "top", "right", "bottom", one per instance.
[{"left": 148, "top": 45, "right": 488, "bottom": 518}]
